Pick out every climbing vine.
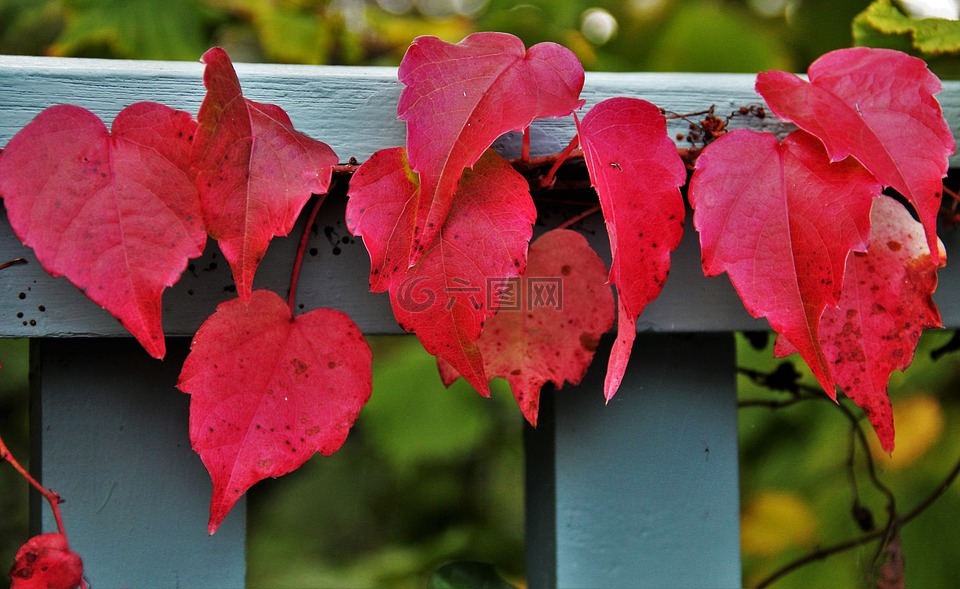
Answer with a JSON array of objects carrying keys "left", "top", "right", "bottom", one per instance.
[{"left": 0, "top": 31, "right": 955, "bottom": 587}]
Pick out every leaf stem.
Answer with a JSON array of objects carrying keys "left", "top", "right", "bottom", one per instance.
[
  {"left": 540, "top": 134, "right": 581, "bottom": 189},
  {"left": 556, "top": 205, "right": 601, "bottom": 230},
  {"left": 0, "top": 258, "right": 27, "bottom": 271},
  {"left": 288, "top": 191, "right": 329, "bottom": 315},
  {"left": 0, "top": 433, "right": 69, "bottom": 539}
]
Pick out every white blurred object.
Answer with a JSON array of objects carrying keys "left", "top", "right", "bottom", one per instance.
[
  {"left": 581, "top": 7, "right": 619, "bottom": 45},
  {"left": 897, "top": 0, "right": 960, "bottom": 20}
]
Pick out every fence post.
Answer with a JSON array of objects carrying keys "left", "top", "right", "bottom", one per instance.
[
  {"left": 31, "top": 338, "right": 246, "bottom": 588},
  {"left": 526, "top": 332, "right": 741, "bottom": 588}
]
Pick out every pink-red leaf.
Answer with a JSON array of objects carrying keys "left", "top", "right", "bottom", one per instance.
[
  {"left": 177, "top": 290, "right": 372, "bottom": 534},
  {"left": 576, "top": 97, "right": 686, "bottom": 401},
  {"left": 818, "top": 195, "right": 944, "bottom": 452},
  {"left": 192, "top": 47, "right": 337, "bottom": 301},
  {"left": 689, "top": 129, "right": 880, "bottom": 395},
  {"left": 0, "top": 102, "right": 204, "bottom": 359},
  {"left": 438, "top": 228, "right": 614, "bottom": 425},
  {"left": 347, "top": 148, "right": 536, "bottom": 396},
  {"left": 397, "top": 32, "right": 584, "bottom": 265},
  {"left": 9, "top": 533, "right": 83, "bottom": 589},
  {"left": 756, "top": 47, "right": 954, "bottom": 264}
]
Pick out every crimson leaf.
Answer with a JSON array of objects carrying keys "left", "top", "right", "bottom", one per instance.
[
  {"left": 347, "top": 148, "right": 536, "bottom": 396},
  {"left": 438, "top": 228, "right": 615, "bottom": 425},
  {"left": 192, "top": 46, "right": 338, "bottom": 301},
  {"left": 811, "top": 195, "right": 943, "bottom": 451},
  {"left": 397, "top": 32, "right": 584, "bottom": 266},
  {"left": 0, "top": 102, "right": 204, "bottom": 359},
  {"left": 756, "top": 46, "right": 954, "bottom": 264},
  {"left": 177, "top": 290, "right": 372, "bottom": 534},
  {"left": 9, "top": 533, "right": 83, "bottom": 589},
  {"left": 576, "top": 97, "right": 687, "bottom": 400},
  {"left": 689, "top": 129, "right": 880, "bottom": 394}
]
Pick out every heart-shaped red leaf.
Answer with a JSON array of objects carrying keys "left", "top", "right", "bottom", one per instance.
[
  {"left": 756, "top": 47, "right": 954, "bottom": 264},
  {"left": 0, "top": 102, "right": 204, "bottom": 359},
  {"left": 177, "top": 290, "right": 372, "bottom": 534},
  {"left": 817, "top": 195, "right": 944, "bottom": 452},
  {"left": 576, "top": 97, "right": 686, "bottom": 400},
  {"left": 397, "top": 32, "right": 583, "bottom": 265},
  {"left": 438, "top": 228, "right": 614, "bottom": 425},
  {"left": 347, "top": 148, "right": 536, "bottom": 396},
  {"left": 689, "top": 129, "right": 880, "bottom": 395},
  {"left": 9, "top": 533, "right": 83, "bottom": 589},
  {"left": 192, "top": 47, "right": 337, "bottom": 301}
]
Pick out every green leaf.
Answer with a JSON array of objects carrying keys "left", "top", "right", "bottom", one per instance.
[
  {"left": 853, "top": 0, "right": 960, "bottom": 55},
  {"left": 52, "top": 0, "right": 222, "bottom": 60},
  {"left": 428, "top": 561, "right": 517, "bottom": 589}
]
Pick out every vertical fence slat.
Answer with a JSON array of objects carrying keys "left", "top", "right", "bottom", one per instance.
[
  {"left": 526, "top": 333, "right": 741, "bottom": 588},
  {"left": 31, "top": 338, "right": 245, "bottom": 589}
]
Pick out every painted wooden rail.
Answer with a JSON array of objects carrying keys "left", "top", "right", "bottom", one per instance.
[{"left": 1, "top": 55, "right": 958, "bottom": 588}]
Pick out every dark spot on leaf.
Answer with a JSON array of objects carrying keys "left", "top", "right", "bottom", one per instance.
[{"left": 580, "top": 332, "right": 600, "bottom": 351}]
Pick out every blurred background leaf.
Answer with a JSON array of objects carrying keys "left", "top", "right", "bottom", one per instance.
[{"left": 854, "top": 0, "right": 960, "bottom": 76}]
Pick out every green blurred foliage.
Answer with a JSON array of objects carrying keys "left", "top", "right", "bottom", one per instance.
[
  {"left": 0, "top": 340, "right": 30, "bottom": 584},
  {"left": 738, "top": 331, "right": 960, "bottom": 588},
  {"left": 0, "top": 0, "right": 884, "bottom": 72},
  {"left": 854, "top": 0, "right": 960, "bottom": 77},
  {"left": 3, "top": 1, "right": 960, "bottom": 587}
]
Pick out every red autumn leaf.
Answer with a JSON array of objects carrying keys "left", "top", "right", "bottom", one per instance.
[
  {"left": 9, "top": 533, "right": 83, "bottom": 589},
  {"left": 397, "top": 32, "right": 584, "bottom": 265},
  {"left": 192, "top": 47, "right": 337, "bottom": 301},
  {"left": 576, "top": 97, "right": 686, "bottom": 401},
  {"left": 438, "top": 228, "right": 614, "bottom": 425},
  {"left": 813, "top": 195, "right": 944, "bottom": 452},
  {"left": 689, "top": 129, "right": 880, "bottom": 394},
  {"left": 347, "top": 148, "right": 536, "bottom": 396},
  {"left": 177, "top": 290, "right": 372, "bottom": 534},
  {"left": 756, "top": 47, "right": 954, "bottom": 264},
  {"left": 0, "top": 102, "right": 204, "bottom": 359}
]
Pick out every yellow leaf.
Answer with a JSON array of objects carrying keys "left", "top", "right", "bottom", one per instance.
[
  {"left": 870, "top": 394, "right": 944, "bottom": 469},
  {"left": 741, "top": 490, "right": 818, "bottom": 557}
]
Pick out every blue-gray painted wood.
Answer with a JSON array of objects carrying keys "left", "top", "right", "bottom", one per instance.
[
  {"left": 31, "top": 339, "right": 245, "bottom": 589},
  {"left": 2, "top": 55, "right": 959, "bottom": 337},
  {"left": 527, "top": 333, "right": 740, "bottom": 588}
]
